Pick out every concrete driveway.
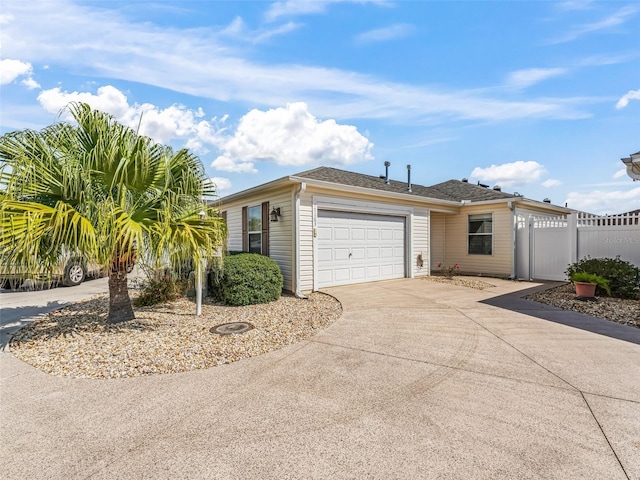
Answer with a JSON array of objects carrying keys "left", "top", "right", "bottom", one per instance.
[
  {"left": 0, "top": 277, "right": 110, "bottom": 350},
  {"left": 1, "top": 278, "right": 639, "bottom": 479}
]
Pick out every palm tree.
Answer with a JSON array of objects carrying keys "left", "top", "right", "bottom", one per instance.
[{"left": 0, "top": 103, "right": 226, "bottom": 323}]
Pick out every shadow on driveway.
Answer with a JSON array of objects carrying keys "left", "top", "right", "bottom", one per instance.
[
  {"left": 481, "top": 283, "right": 640, "bottom": 346},
  {"left": 0, "top": 301, "right": 71, "bottom": 351}
]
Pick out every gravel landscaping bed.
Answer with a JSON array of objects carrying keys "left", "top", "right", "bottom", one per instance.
[
  {"left": 421, "top": 275, "right": 497, "bottom": 290},
  {"left": 526, "top": 283, "right": 640, "bottom": 329},
  {"left": 10, "top": 292, "right": 342, "bottom": 379}
]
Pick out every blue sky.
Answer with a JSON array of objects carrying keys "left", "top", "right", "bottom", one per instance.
[{"left": 1, "top": 0, "right": 638, "bottom": 214}]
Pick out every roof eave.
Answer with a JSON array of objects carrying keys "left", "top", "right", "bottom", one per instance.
[
  {"left": 515, "top": 198, "right": 572, "bottom": 214},
  {"left": 461, "top": 197, "right": 571, "bottom": 214},
  {"left": 217, "top": 177, "right": 295, "bottom": 205}
]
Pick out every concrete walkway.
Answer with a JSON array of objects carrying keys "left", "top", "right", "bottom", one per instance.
[{"left": 1, "top": 278, "right": 639, "bottom": 479}]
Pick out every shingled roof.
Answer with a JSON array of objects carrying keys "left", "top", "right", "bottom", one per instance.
[{"left": 294, "top": 167, "right": 516, "bottom": 203}]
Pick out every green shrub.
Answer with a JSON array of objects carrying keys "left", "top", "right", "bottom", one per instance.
[
  {"left": 210, "top": 253, "right": 283, "bottom": 306},
  {"left": 566, "top": 257, "right": 640, "bottom": 299},
  {"left": 135, "top": 272, "right": 189, "bottom": 306}
]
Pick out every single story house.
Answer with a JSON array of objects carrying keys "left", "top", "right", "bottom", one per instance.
[{"left": 217, "top": 166, "right": 569, "bottom": 295}]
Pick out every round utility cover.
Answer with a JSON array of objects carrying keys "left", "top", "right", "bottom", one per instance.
[{"left": 210, "top": 322, "right": 254, "bottom": 335}]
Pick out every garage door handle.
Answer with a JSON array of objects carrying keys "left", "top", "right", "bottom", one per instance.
[{"left": 349, "top": 253, "right": 352, "bottom": 258}]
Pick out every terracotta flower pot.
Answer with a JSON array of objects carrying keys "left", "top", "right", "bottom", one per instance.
[{"left": 574, "top": 281, "right": 596, "bottom": 298}]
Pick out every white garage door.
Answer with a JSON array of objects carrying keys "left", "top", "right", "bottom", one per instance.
[{"left": 316, "top": 210, "right": 405, "bottom": 288}]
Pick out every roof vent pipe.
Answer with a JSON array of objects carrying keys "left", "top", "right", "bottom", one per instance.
[
  {"left": 543, "top": 198, "right": 551, "bottom": 203},
  {"left": 477, "top": 181, "right": 489, "bottom": 188},
  {"left": 407, "top": 164, "right": 412, "bottom": 193},
  {"left": 384, "top": 161, "right": 390, "bottom": 184}
]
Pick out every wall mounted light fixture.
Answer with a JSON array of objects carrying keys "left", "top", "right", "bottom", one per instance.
[{"left": 270, "top": 207, "right": 281, "bottom": 222}]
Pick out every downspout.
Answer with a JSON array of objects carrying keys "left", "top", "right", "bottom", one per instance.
[
  {"left": 508, "top": 200, "right": 516, "bottom": 280},
  {"left": 294, "top": 182, "right": 307, "bottom": 299}
]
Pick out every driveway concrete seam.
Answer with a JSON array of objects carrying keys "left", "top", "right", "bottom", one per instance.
[
  {"left": 579, "top": 391, "right": 631, "bottom": 480},
  {"left": 307, "top": 338, "right": 578, "bottom": 394},
  {"left": 453, "top": 307, "right": 581, "bottom": 392},
  {"left": 453, "top": 306, "right": 636, "bottom": 479},
  {"left": 579, "top": 391, "right": 640, "bottom": 406}
]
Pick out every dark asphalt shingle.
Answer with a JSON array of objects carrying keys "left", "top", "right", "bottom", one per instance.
[{"left": 294, "top": 167, "right": 516, "bottom": 203}]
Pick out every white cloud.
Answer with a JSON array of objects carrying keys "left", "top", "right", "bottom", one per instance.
[
  {"left": 38, "top": 85, "right": 130, "bottom": 118},
  {"left": 0, "top": 58, "right": 37, "bottom": 86},
  {"left": 21, "top": 77, "right": 40, "bottom": 89},
  {"left": 470, "top": 161, "right": 547, "bottom": 188},
  {"left": 211, "top": 102, "right": 373, "bottom": 173},
  {"left": 355, "top": 23, "right": 415, "bottom": 44},
  {"left": 37, "top": 85, "right": 227, "bottom": 149},
  {"left": 616, "top": 89, "right": 640, "bottom": 109},
  {"left": 555, "top": 0, "right": 595, "bottom": 11},
  {"left": 0, "top": 0, "right": 591, "bottom": 125},
  {"left": 265, "top": 1, "right": 335, "bottom": 21},
  {"left": 208, "top": 177, "right": 232, "bottom": 192},
  {"left": 613, "top": 168, "right": 629, "bottom": 179},
  {"left": 576, "top": 53, "right": 635, "bottom": 67},
  {"left": 219, "top": 15, "right": 301, "bottom": 43},
  {"left": 0, "top": 13, "right": 14, "bottom": 24},
  {"left": 506, "top": 68, "right": 567, "bottom": 90},
  {"left": 565, "top": 186, "right": 640, "bottom": 215},
  {"left": 542, "top": 179, "right": 562, "bottom": 187},
  {"left": 549, "top": 5, "right": 638, "bottom": 44},
  {"left": 265, "top": 0, "right": 388, "bottom": 21}
]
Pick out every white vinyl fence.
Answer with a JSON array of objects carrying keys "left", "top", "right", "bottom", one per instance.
[{"left": 516, "top": 212, "right": 640, "bottom": 281}]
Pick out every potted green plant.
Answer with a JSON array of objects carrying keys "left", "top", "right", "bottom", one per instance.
[{"left": 570, "top": 272, "right": 611, "bottom": 298}]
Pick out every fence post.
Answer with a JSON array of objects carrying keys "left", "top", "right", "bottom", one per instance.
[
  {"left": 528, "top": 216, "right": 534, "bottom": 280},
  {"left": 568, "top": 212, "right": 578, "bottom": 269}
]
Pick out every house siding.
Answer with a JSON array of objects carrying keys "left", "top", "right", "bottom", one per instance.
[
  {"left": 412, "top": 207, "right": 430, "bottom": 277},
  {"left": 430, "top": 212, "right": 446, "bottom": 270},
  {"left": 221, "top": 187, "right": 294, "bottom": 291},
  {"left": 298, "top": 192, "right": 314, "bottom": 293},
  {"left": 443, "top": 204, "right": 513, "bottom": 276}
]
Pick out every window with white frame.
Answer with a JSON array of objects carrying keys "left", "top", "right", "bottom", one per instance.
[
  {"left": 248, "top": 205, "right": 262, "bottom": 254},
  {"left": 468, "top": 213, "right": 493, "bottom": 255}
]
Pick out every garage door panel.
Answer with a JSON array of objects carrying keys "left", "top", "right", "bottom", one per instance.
[
  {"left": 334, "top": 248, "right": 350, "bottom": 261},
  {"left": 352, "top": 228, "right": 365, "bottom": 240},
  {"left": 381, "top": 265, "right": 393, "bottom": 276},
  {"left": 367, "top": 266, "right": 381, "bottom": 277},
  {"left": 380, "top": 247, "right": 394, "bottom": 258},
  {"left": 334, "top": 268, "right": 350, "bottom": 282},
  {"left": 352, "top": 267, "right": 366, "bottom": 279},
  {"left": 317, "top": 227, "right": 332, "bottom": 241},
  {"left": 316, "top": 210, "right": 405, "bottom": 288},
  {"left": 317, "top": 270, "right": 333, "bottom": 285},
  {"left": 334, "top": 228, "right": 349, "bottom": 241},
  {"left": 381, "top": 229, "right": 394, "bottom": 240},
  {"left": 317, "top": 248, "right": 333, "bottom": 262}
]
